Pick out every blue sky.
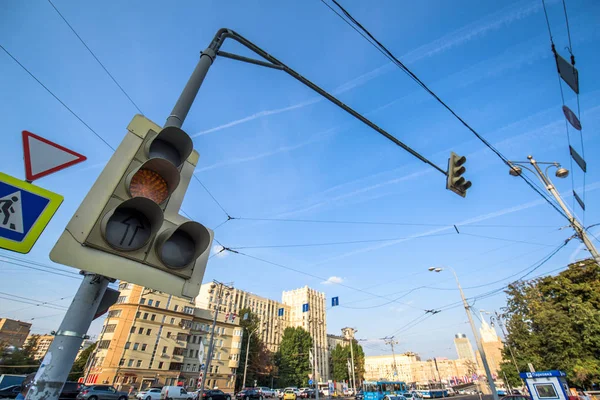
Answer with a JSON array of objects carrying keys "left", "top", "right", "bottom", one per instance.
[{"left": 1, "top": 0, "right": 599, "bottom": 359}]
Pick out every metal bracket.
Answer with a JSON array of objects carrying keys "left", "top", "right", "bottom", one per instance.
[{"left": 51, "top": 330, "right": 90, "bottom": 340}]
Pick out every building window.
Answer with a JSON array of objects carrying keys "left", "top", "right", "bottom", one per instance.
[
  {"left": 136, "top": 360, "right": 142, "bottom": 367},
  {"left": 119, "top": 358, "right": 125, "bottom": 366},
  {"left": 133, "top": 343, "right": 139, "bottom": 350},
  {"left": 125, "top": 342, "right": 131, "bottom": 349},
  {"left": 163, "top": 346, "right": 168, "bottom": 354},
  {"left": 104, "top": 324, "right": 117, "bottom": 333},
  {"left": 128, "top": 359, "right": 134, "bottom": 367},
  {"left": 215, "top": 366, "right": 219, "bottom": 373},
  {"left": 141, "top": 344, "right": 147, "bottom": 351},
  {"left": 97, "top": 340, "right": 111, "bottom": 349},
  {"left": 146, "top": 329, "right": 152, "bottom": 335},
  {"left": 192, "top": 364, "right": 197, "bottom": 372},
  {"left": 107, "top": 310, "right": 121, "bottom": 318},
  {"left": 148, "top": 299, "right": 154, "bottom": 306},
  {"left": 168, "top": 363, "right": 183, "bottom": 371},
  {"left": 173, "top": 347, "right": 185, "bottom": 356},
  {"left": 143, "top": 313, "right": 148, "bottom": 320},
  {"left": 174, "top": 305, "right": 179, "bottom": 312},
  {"left": 185, "top": 364, "right": 190, "bottom": 372},
  {"left": 170, "top": 318, "right": 175, "bottom": 324},
  {"left": 166, "top": 332, "right": 171, "bottom": 338},
  {"left": 130, "top": 326, "right": 136, "bottom": 334},
  {"left": 151, "top": 314, "right": 156, "bottom": 321},
  {"left": 192, "top": 336, "right": 196, "bottom": 344},
  {"left": 155, "top": 301, "right": 161, "bottom": 308},
  {"left": 116, "top": 296, "right": 127, "bottom": 304},
  {"left": 195, "top": 350, "right": 199, "bottom": 358},
  {"left": 158, "top": 362, "right": 164, "bottom": 369},
  {"left": 140, "top": 298, "right": 146, "bottom": 305},
  {"left": 136, "top": 312, "right": 141, "bottom": 318},
  {"left": 184, "top": 306, "right": 194, "bottom": 314},
  {"left": 138, "top": 327, "right": 144, "bottom": 334}
]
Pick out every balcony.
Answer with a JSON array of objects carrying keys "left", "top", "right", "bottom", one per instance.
[{"left": 228, "top": 360, "right": 239, "bottom": 368}]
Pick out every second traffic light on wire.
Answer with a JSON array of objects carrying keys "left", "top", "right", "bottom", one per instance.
[
  {"left": 446, "top": 151, "right": 472, "bottom": 198},
  {"left": 51, "top": 115, "right": 213, "bottom": 299}
]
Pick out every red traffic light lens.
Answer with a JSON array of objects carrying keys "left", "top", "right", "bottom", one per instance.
[{"left": 129, "top": 169, "right": 169, "bottom": 204}]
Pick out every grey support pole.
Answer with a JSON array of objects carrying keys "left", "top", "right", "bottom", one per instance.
[{"left": 27, "top": 274, "right": 110, "bottom": 400}]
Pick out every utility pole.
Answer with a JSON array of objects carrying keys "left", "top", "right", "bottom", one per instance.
[
  {"left": 342, "top": 328, "right": 358, "bottom": 394},
  {"left": 429, "top": 267, "right": 498, "bottom": 400},
  {"left": 198, "top": 281, "right": 231, "bottom": 399},
  {"left": 309, "top": 318, "right": 320, "bottom": 400},
  {"left": 383, "top": 336, "right": 399, "bottom": 380},
  {"left": 508, "top": 156, "right": 600, "bottom": 264},
  {"left": 243, "top": 322, "right": 265, "bottom": 388}
]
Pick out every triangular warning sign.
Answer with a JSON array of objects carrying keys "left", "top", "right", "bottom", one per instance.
[
  {"left": 22, "top": 131, "right": 87, "bottom": 181},
  {"left": 0, "top": 191, "right": 24, "bottom": 234}
]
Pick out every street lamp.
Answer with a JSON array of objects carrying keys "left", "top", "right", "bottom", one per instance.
[
  {"left": 508, "top": 155, "right": 600, "bottom": 264},
  {"left": 243, "top": 322, "right": 266, "bottom": 388},
  {"left": 428, "top": 267, "right": 499, "bottom": 400}
]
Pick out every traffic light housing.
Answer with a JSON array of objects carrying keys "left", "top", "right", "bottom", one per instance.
[
  {"left": 50, "top": 115, "right": 213, "bottom": 299},
  {"left": 446, "top": 152, "right": 472, "bottom": 198}
]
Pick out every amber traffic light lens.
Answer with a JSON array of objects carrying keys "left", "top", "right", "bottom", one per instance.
[{"left": 129, "top": 169, "right": 169, "bottom": 204}]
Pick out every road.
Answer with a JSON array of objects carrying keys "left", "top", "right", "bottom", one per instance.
[{"left": 454, "top": 395, "right": 494, "bottom": 400}]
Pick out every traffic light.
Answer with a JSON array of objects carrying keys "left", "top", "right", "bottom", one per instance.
[
  {"left": 50, "top": 115, "right": 213, "bottom": 299},
  {"left": 446, "top": 151, "right": 472, "bottom": 198}
]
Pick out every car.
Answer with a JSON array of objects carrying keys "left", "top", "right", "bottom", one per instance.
[
  {"left": 355, "top": 390, "right": 364, "bottom": 400},
  {"left": 0, "top": 385, "right": 21, "bottom": 399},
  {"left": 384, "top": 396, "right": 405, "bottom": 400},
  {"left": 197, "top": 390, "right": 232, "bottom": 400},
  {"left": 283, "top": 389, "right": 297, "bottom": 400},
  {"left": 160, "top": 386, "right": 193, "bottom": 400},
  {"left": 77, "top": 385, "right": 129, "bottom": 400},
  {"left": 60, "top": 382, "right": 84, "bottom": 400},
  {"left": 274, "top": 390, "right": 284, "bottom": 399},
  {"left": 258, "top": 388, "right": 275, "bottom": 398},
  {"left": 446, "top": 389, "right": 456, "bottom": 397},
  {"left": 402, "top": 393, "right": 421, "bottom": 400},
  {"left": 137, "top": 388, "right": 163, "bottom": 400},
  {"left": 236, "top": 389, "right": 261, "bottom": 400},
  {"left": 302, "top": 390, "right": 324, "bottom": 399},
  {"left": 500, "top": 396, "right": 530, "bottom": 400}
]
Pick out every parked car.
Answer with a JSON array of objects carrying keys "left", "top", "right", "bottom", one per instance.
[
  {"left": 0, "top": 385, "right": 21, "bottom": 399},
  {"left": 282, "top": 389, "right": 296, "bottom": 400},
  {"left": 160, "top": 386, "right": 193, "bottom": 400},
  {"left": 402, "top": 393, "right": 421, "bottom": 400},
  {"left": 258, "top": 388, "right": 275, "bottom": 398},
  {"left": 60, "top": 381, "right": 84, "bottom": 400},
  {"left": 77, "top": 385, "right": 129, "bottom": 400},
  {"left": 274, "top": 390, "right": 284, "bottom": 399},
  {"left": 137, "top": 388, "right": 163, "bottom": 400},
  {"left": 384, "top": 396, "right": 404, "bottom": 400},
  {"left": 446, "top": 388, "right": 456, "bottom": 397},
  {"left": 355, "top": 390, "right": 364, "bottom": 400},
  {"left": 197, "top": 390, "right": 232, "bottom": 400},
  {"left": 236, "top": 389, "right": 261, "bottom": 400}
]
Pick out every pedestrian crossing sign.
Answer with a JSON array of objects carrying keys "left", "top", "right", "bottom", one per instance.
[{"left": 0, "top": 173, "right": 63, "bottom": 253}]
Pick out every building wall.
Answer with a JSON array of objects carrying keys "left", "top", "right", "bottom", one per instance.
[
  {"left": 0, "top": 318, "right": 32, "bottom": 348},
  {"left": 454, "top": 333, "right": 476, "bottom": 361},
  {"left": 197, "top": 284, "right": 291, "bottom": 353},
  {"left": 282, "top": 287, "right": 328, "bottom": 382},
  {"left": 25, "top": 334, "right": 54, "bottom": 361},
  {"left": 85, "top": 283, "right": 240, "bottom": 391},
  {"left": 365, "top": 354, "right": 472, "bottom": 384}
]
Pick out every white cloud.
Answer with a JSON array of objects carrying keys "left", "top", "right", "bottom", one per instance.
[
  {"left": 212, "top": 244, "right": 228, "bottom": 258},
  {"left": 322, "top": 276, "right": 343, "bottom": 285}
]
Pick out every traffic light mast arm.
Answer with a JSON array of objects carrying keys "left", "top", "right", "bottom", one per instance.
[{"left": 166, "top": 28, "right": 447, "bottom": 176}]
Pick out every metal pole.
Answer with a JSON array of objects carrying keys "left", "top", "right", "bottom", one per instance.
[
  {"left": 349, "top": 339, "right": 357, "bottom": 394},
  {"left": 243, "top": 330, "right": 253, "bottom": 388},
  {"left": 527, "top": 156, "right": 600, "bottom": 264},
  {"left": 451, "top": 269, "right": 498, "bottom": 400},
  {"left": 198, "top": 283, "right": 226, "bottom": 398},
  {"left": 27, "top": 274, "right": 110, "bottom": 400}
]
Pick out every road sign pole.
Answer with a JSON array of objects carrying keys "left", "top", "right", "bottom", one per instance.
[{"left": 27, "top": 274, "right": 110, "bottom": 400}]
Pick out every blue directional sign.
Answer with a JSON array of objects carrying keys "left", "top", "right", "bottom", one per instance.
[
  {"left": 278, "top": 307, "right": 284, "bottom": 317},
  {"left": 302, "top": 303, "right": 309, "bottom": 312},
  {"left": 308, "top": 379, "right": 313, "bottom": 385},
  {"left": 332, "top": 296, "right": 339, "bottom": 307},
  {"left": 0, "top": 173, "right": 63, "bottom": 254}
]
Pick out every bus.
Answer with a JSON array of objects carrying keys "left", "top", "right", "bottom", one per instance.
[
  {"left": 363, "top": 381, "right": 408, "bottom": 400},
  {"left": 415, "top": 383, "right": 448, "bottom": 398}
]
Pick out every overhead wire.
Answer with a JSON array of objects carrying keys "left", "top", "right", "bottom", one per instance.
[{"left": 321, "top": 0, "right": 571, "bottom": 222}]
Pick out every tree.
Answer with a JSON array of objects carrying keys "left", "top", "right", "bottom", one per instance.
[
  {"left": 0, "top": 336, "right": 39, "bottom": 374},
  {"left": 70, "top": 342, "right": 97, "bottom": 381},
  {"left": 235, "top": 308, "right": 271, "bottom": 391},
  {"left": 330, "top": 342, "right": 365, "bottom": 383},
  {"left": 501, "top": 258, "right": 600, "bottom": 388},
  {"left": 276, "top": 327, "right": 312, "bottom": 387}
]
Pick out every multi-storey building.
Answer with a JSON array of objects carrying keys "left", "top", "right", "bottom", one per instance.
[
  {"left": 454, "top": 333, "right": 476, "bottom": 361},
  {"left": 25, "top": 334, "right": 54, "bottom": 361},
  {"left": 85, "top": 283, "right": 240, "bottom": 392},
  {"left": 327, "top": 334, "right": 347, "bottom": 352},
  {"left": 196, "top": 284, "right": 290, "bottom": 353},
  {"left": 364, "top": 353, "right": 420, "bottom": 381},
  {"left": 477, "top": 320, "right": 504, "bottom": 376},
  {"left": 282, "top": 286, "right": 328, "bottom": 382},
  {"left": 0, "top": 318, "right": 31, "bottom": 348}
]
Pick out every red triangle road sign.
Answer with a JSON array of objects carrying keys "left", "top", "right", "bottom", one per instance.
[{"left": 22, "top": 130, "right": 87, "bottom": 181}]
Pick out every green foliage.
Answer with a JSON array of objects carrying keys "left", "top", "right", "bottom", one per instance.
[
  {"left": 0, "top": 336, "right": 39, "bottom": 374},
  {"left": 70, "top": 342, "right": 97, "bottom": 380},
  {"left": 235, "top": 309, "right": 272, "bottom": 391},
  {"left": 501, "top": 258, "right": 600, "bottom": 388},
  {"left": 276, "top": 327, "right": 313, "bottom": 387},
  {"left": 330, "top": 342, "right": 365, "bottom": 382}
]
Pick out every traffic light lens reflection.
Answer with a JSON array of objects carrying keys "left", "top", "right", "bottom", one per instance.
[
  {"left": 130, "top": 169, "right": 169, "bottom": 204},
  {"left": 160, "top": 230, "right": 195, "bottom": 269},
  {"left": 105, "top": 208, "right": 151, "bottom": 251}
]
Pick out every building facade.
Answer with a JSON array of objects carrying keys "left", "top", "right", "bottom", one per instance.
[
  {"left": 196, "top": 284, "right": 291, "bottom": 353},
  {"left": 0, "top": 318, "right": 32, "bottom": 348},
  {"left": 25, "top": 334, "right": 54, "bottom": 361},
  {"left": 364, "top": 353, "right": 420, "bottom": 382},
  {"left": 454, "top": 333, "right": 476, "bottom": 361},
  {"left": 282, "top": 287, "right": 328, "bottom": 382},
  {"left": 477, "top": 320, "right": 504, "bottom": 376},
  {"left": 85, "top": 283, "right": 240, "bottom": 392}
]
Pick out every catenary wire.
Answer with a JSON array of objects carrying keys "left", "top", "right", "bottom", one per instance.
[
  {"left": 322, "top": 0, "right": 571, "bottom": 222},
  {"left": 46, "top": 0, "right": 144, "bottom": 114},
  {"left": 0, "top": 259, "right": 82, "bottom": 280},
  {"left": 0, "top": 252, "right": 81, "bottom": 276}
]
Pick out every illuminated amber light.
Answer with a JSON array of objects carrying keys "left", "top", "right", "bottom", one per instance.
[{"left": 129, "top": 169, "right": 169, "bottom": 204}]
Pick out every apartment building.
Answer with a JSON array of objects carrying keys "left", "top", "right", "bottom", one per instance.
[
  {"left": 0, "top": 318, "right": 31, "bottom": 348},
  {"left": 364, "top": 353, "right": 420, "bottom": 382},
  {"left": 282, "top": 286, "right": 328, "bottom": 382},
  {"left": 454, "top": 333, "right": 476, "bottom": 361},
  {"left": 196, "top": 284, "right": 291, "bottom": 353},
  {"left": 85, "top": 282, "right": 237, "bottom": 389},
  {"left": 24, "top": 334, "right": 54, "bottom": 361}
]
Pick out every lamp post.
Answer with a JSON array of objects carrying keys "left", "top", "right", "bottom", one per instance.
[
  {"left": 508, "top": 156, "right": 600, "bottom": 264},
  {"left": 243, "top": 322, "right": 265, "bottom": 388},
  {"left": 428, "top": 267, "right": 499, "bottom": 400},
  {"left": 342, "top": 328, "right": 358, "bottom": 394}
]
